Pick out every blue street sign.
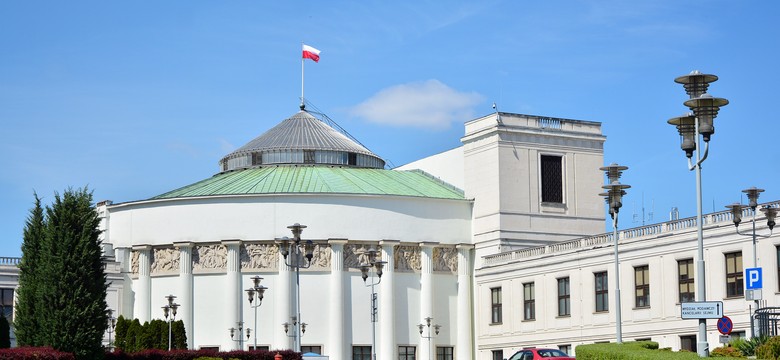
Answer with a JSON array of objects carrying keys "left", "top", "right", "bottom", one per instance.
[
  {"left": 717, "top": 316, "right": 733, "bottom": 335},
  {"left": 746, "top": 268, "right": 763, "bottom": 290}
]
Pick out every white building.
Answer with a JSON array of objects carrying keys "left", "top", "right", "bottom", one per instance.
[{"left": 1, "top": 104, "right": 774, "bottom": 360}]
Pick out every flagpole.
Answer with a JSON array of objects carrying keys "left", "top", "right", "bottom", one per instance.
[{"left": 301, "top": 46, "right": 305, "bottom": 110}]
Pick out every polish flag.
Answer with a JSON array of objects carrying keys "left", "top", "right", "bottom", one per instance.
[{"left": 302, "top": 44, "right": 321, "bottom": 62}]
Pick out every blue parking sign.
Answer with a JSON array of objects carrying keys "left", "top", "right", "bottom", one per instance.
[{"left": 746, "top": 268, "right": 762, "bottom": 290}]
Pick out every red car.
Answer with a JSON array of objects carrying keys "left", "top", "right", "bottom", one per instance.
[{"left": 508, "top": 348, "right": 574, "bottom": 360}]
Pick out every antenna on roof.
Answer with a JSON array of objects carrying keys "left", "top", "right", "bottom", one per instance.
[{"left": 632, "top": 193, "right": 654, "bottom": 226}]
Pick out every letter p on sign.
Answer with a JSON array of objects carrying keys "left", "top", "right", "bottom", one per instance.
[{"left": 746, "top": 268, "right": 763, "bottom": 290}]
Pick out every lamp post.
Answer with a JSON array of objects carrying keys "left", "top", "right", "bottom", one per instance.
[
  {"left": 245, "top": 275, "right": 268, "bottom": 350},
  {"left": 725, "top": 187, "right": 778, "bottom": 336},
  {"left": 278, "top": 223, "right": 315, "bottom": 352},
  {"left": 229, "top": 321, "right": 251, "bottom": 349},
  {"left": 357, "top": 247, "right": 386, "bottom": 360},
  {"left": 417, "top": 317, "right": 440, "bottom": 360},
  {"left": 667, "top": 70, "right": 729, "bottom": 357},
  {"left": 162, "top": 295, "right": 180, "bottom": 351},
  {"left": 282, "top": 317, "right": 307, "bottom": 349},
  {"left": 106, "top": 309, "right": 116, "bottom": 352},
  {"left": 599, "top": 163, "right": 630, "bottom": 344}
]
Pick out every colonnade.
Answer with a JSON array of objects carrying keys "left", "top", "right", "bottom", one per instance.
[{"left": 123, "top": 240, "right": 474, "bottom": 358}]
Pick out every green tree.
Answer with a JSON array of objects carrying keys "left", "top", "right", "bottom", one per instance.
[
  {"left": 113, "top": 315, "right": 129, "bottom": 352},
  {"left": 13, "top": 194, "right": 45, "bottom": 346},
  {"left": 0, "top": 315, "right": 11, "bottom": 348},
  {"left": 14, "top": 188, "right": 109, "bottom": 359},
  {"left": 125, "top": 319, "right": 142, "bottom": 353},
  {"left": 172, "top": 319, "right": 188, "bottom": 350}
]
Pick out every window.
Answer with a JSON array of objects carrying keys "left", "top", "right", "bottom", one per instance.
[
  {"left": 399, "top": 346, "right": 416, "bottom": 360},
  {"left": 301, "top": 346, "right": 322, "bottom": 355},
  {"left": 725, "top": 252, "right": 744, "bottom": 297},
  {"left": 678, "top": 259, "right": 695, "bottom": 303},
  {"left": 732, "top": 331, "right": 746, "bottom": 339},
  {"left": 541, "top": 155, "right": 563, "bottom": 203},
  {"left": 249, "top": 345, "right": 269, "bottom": 351},
  {"left": 558, "top": 277, "right": 571, "bottom": 316},
  {"left": 0, "top": 288, "right": 13, "bottom": 320},
  {"left": 559, "top": 345, "right": 572, "bottom": 355},
  {"left": 200, "top": 346, "right": 220, "bottom": 351},
  {"left": 523, "top": 282, "right": 535, "bottom": 320},
  {"left": 437, "top": 346, "right": 454, "bottom": 360},
  {"left": 635, "top": 265, "right": 650, "bottom": 308},
  {"left": 304, "top": 150, "right": 315, "bottom": 164},
  {"left": 491, "top": 287, "right": 502, "bottom": 324},
  {"left": 492, "top": 349, "right": 504, "bottom": 360},
  {"left": 348, "top": 152, "right": 357, "bottom": 165},
  {"left": 353, "top": 346, "right": 371, "bottom": 360},
  {"left": 595, "top": 272, "right": 609, "bottom": 312},
  {"left": 680, "top": 335, "right": 696, "bottom": 352},
  {"left": 777, "top": 245, "right": 780, "bottom": 290}
]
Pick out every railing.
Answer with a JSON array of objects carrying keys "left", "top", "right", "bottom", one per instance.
[
  {"left": 0, "top": 257, "right": 21, "bottom": 266},
  {"left": 483, "top": 201, "right": 780, "bottom": 267}
]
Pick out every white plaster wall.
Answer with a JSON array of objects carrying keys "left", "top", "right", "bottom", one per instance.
[{"left": 396, "top": 147, "right": 465, "bottom": 190}]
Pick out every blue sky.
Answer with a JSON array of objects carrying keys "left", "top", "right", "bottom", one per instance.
[{"left": 1, "top": 1, "right": 778, "bottom": 257}]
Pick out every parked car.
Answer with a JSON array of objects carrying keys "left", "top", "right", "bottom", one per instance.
[{"left": 508, "top": 348, "right": 574, "bottom": 360}]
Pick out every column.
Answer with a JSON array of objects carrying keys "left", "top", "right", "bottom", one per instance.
[
  {"left": 456, "top": 244, "right": 474, "bottom": 360},
  {"left": 133, "top": 245, "right": 152, "bottom": 323},
  {"left": 419, "top": 243, "right": 436, "bottom": 360},
  {"left": 115, "top": 247, "right": 134, "bottom": 320},
  {"left": 328, "top": 240, "right": 348, "bottom": 360},
  {"left": 275, "top": 248, "right": 292, "bottom": 350},
  {"left": 379, "top": 240, "right": 399, "bottom": 360},
  {"left": 175, "top": 242, "right": 194, "bottom": 349},
  {"left": 223, "top": 240, "right": 242, "bottom": 350}
]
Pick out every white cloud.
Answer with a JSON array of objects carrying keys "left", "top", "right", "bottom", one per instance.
[{"left": 350, "top": 80, "right": 484, "bottom": 130}]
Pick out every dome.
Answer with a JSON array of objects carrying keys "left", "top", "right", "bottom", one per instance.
[{"left": 219, "top": 111, "right": 385, "bottom": 172}]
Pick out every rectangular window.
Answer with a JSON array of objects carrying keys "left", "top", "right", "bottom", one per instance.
[
  {"left": 594, "top": 272, "right": 609, "bottom": 312},
  {"left": 678, "top": 259, "right": 695, "bottom": 303},
  {"left": 523, "top": 282, "right": 535, "bottom": 320},
  {"left": 0, "top": 288, "right": 13, "bottom": 320},
  {"left": 437, "top": 346, "right": 454, "bottom": 360},
  {"left": 558, "top": 277, "right": 571, "bottom": 316},
  {"left": 348, "top": 152, "right": 357, "bottom": 165},
  {"left": 777, "top": 246, "right": 780, "bottom": 291},
  {"left": 541, "top": 155, "right": 563, "bottom": 203},
  {"left": 491, "top": 287, "right": 502, "bottom": 324},
  {"left": 301, "top": 346, "right": 322, "bottom": 355},
  {"left": 635, "top": 265, "right": 650, "bottom": 308},
  {"left": 304, "top": 150, "right": 315, "bottom": 164},
  {"left": 492, "top": 350, "right": 504, "bottom": 360},
  {"left": 353, "top": 346, "right": 372, "bottom": 360},
  {"left": 680, "top": 335, "right": 696, "bottom": 352},
  {"left": 725, "top": 252, "right": 744, "bottom": 297},
  {"left": 399, "top": 346, "right": 416, "bottom": 360}
]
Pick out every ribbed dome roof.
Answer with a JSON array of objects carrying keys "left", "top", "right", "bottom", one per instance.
[{"left": 219, "top": 111, "right": 385, "bottom": 172}]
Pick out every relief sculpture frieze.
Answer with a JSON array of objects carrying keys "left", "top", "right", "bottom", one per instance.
[
  {"left": 344, "top": 244, "right": 380, "bottom": 269},
  {"left": 394, "top": 245, "right": 421, "bottom": 272},
  {"left": 151, "top": 247, "right": 180, "bottom": 274},
  {"left": 433, "top": 246, "right": 458, "bottom": 273},
  {"left": 240, "top": 243, "right": 279, "bottom": 270},
  {"left": 193, "top": 244, "right": 227, "bottom": 271}
]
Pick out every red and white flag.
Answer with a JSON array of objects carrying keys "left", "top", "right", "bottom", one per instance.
[{"left": 302, "top": 44, "right": 321, "bottom": 62}]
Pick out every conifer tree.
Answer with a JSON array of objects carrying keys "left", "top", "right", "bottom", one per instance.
[
  {"left": 0, "top": 315, "right": 10, "bottom": 348},
  {"left": 15, "top": 188, "right": 109, "bottom": 359},
  {"left": 14, "top": 194, "right": 44, "bottom": 346}
]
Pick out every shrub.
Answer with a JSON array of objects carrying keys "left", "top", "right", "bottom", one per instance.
[
  {"left": 757, "top": 337, "right": 780, "bottom": 360},
  {"left": 0, "top": 346, "right": 75, "bottom": 360},
  {"left": 711, "top": 346, "right": 744, "bottom": 358}
]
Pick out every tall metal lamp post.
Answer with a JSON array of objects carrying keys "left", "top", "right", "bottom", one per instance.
[
  {"left": 417, "top": 317, "right": 440, "bottom": 360},
  {"left": 358, "top": 247, "right": 386, "bottom": 360},
  {"left": 599, "top": 163, "right": 630, "bottom": 344},
  {"left": 667, "top": 70, "right": 729, "bottom": 357},
  {"left": 162, "top": 295, "right": 180, "bottom": 351},
  {"left": 278, "top": 223, "right": 315, "bottom": 352},
  {"left": 725, "top": 187, "right": 778, "bottom": 336},
  {"left": 245, "top": 275, "right": 268, "bottom": 350},
  {"left": 282, "top": 317, "right": 307, "bottom": 349}
]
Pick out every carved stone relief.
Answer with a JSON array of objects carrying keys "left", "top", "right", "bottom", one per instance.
[
  {"left": 433, "top": 247, "right": 458, "bottom": 273},
  {"left": 130, "top": 250, "right": 139, "bottom": 274},
  {"left": 240, "top": 243, "right": 279, "bottom": 270},
  {"left": 151, "top": 247, "right": 180, "bottom": 274},
  {"left": 193, "top": 244, "right": 227, "bottom": 270},
  {"left": 309, "top": 243, "right": 331, "bottom": 270},
  {"left": 394, "top": 245, "right": 421, "bottom": 272},
  {"left": 344, "top": 244, "right": 380, "bottom": 269}
]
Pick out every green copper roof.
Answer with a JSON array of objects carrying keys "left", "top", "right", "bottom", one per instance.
[{"left": 152, "top": 166, "right": 465, "bottom": 200}]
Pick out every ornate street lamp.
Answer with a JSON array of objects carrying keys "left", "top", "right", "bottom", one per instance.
[
  {"left": 599, "top": 163, "right": 630, "bottom": 344},
  {"left": 245, "top": 275, "right": 268, "bottom": 350},
  {"left": 357, "top": 247, "right": 386, "bottom": 360},
  {"left": 162, "top": 295, "right": 180, "bottom": 351},
  {"left": 278, "top": 223, "right": 315, "bottom": 352},
  {"left": 106, "top": 309, "right": 116, "bottom": 352},
  {"left": 229, "top": 321, "right": 251, "bottom": 349},
  {"left": 668, "top": 70, "right": 728, "bottom": 357},
  {"left": 417, "top": 317, "right": 441, "bottom": 360}
]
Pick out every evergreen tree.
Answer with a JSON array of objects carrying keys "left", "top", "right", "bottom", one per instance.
[
  {"left": 13, "top": 194, "right": 44, "bottom": 346},
  {"left": 172, "top": 319, "right": 187, "bottom": 350},
  {"left": 15, "top": 188, "right": 109, "bottom": 359},
  {"left": 113, "top": 316, "right": 129, "bottom": 352},
  {"left": 0, "top": 315, "right": 10, "bottom": 348},
  {"left": 125, "top": 319, "right": 142, "bottom": 353}
]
